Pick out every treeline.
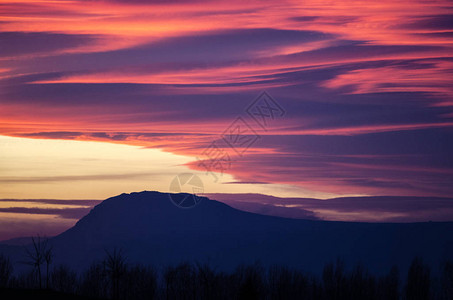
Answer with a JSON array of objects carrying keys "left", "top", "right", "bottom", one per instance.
[{"left": 1, "top": 250, "right": 453, "bottom": 299}]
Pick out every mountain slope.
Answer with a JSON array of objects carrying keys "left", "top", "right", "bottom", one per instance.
[{"left": 46, "top": 191, "right": 453, "bottom": 275}]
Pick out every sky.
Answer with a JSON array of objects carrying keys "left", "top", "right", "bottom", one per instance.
[{"left": 1, "top": 0, "right": 453, "bottom": 237}]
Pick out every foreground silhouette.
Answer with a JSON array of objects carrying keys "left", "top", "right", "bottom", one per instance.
[
  {"left": 1, "top": 252, "right": 453, "bottom": 300},
  {"left": 1, "top": 191, "right": 453, "bottom": 299}
]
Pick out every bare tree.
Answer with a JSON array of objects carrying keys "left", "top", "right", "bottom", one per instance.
[
  {"left": 236, "top": 262, "right": 265, "bottom": 300},
  {"left": 0, "top": 253, "right": 13, "bottom": 288},
  {"left": 79, "top": 261, "right": 108, "bottom": 299},
  {"left": 405, "top": 257, "right": 431, "bottom": 300},
  {"left": 104, "top": 247, "right": 127, "bottom": 300},
  {"left": 23, "top": 235, "right": 53, "bottom": 289},
  {"left": 44, "top": 242, "right": 53, "bottom": 289},
  {"left": 124, "top": 263, "right": 157, "bottom": 300},
  {"left": 51, "top": 264, "right": 77, "bottom": 294},
  {"left": 441, "top": 260, "right": 453, "bottom": 300},
  {"left": 323, "top": 258, "right": 347, "bottom": 300},
  {"left": 196, "top": 262, "right": 218, "bottom": 299},
  {"left": 164, "top": 262, "right": 197, "bottom": 300},
  {"left": 377, "top": 265, "right": 399, "bottom": 300},
  {"left": 268, "top": 265, "right": 310, "bottom": 300}
]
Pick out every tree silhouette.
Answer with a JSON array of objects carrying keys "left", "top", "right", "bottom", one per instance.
[
  {"left": 123, "top": 264, "right": 157, "bottom": 300},
  {"left": 236, "top": 262, "right": 264, "bottom": 300},
  {"left": 50, "top": 264, "right": 77, "bottom": 294},
  {"left": 268, "top": 265, "right": 310, "bottom": 299},
  {"left": 195, "top": 262, "right": 219, "bottom": 299},
  {"left": 5, "top": 254, "right": 450, "bottom": 299},
  {"left": 164, "top": 262, "right": 197, "bottom": 300},
  {"left": 104, "top": 248, "right": 127, "bottom": 300},
  {"left": 23, "top": 235, "right": 52, "bottom": 289},
  {"left": 441, "top": 260, "right": 453, "bottom": 300},
  {"left": 405, "top": 257, "right": 431, "bottom": 300},
  {"left": 79, "top": 261, "right": 109, "bottom": 298},
  {"left": 44, "top": 242, "right": 53, "bottom": 289},
  {"left": 0, "top": 254, "right": 13, "bottom": 288},
  {"left": 349, "top": 263, "right": 376, "bottom": 300},
  {"left": 323, "top": 258, "right": 347, "bottom": 300},
  {"left": 377, "top": 265, "right": 399, "bottom": 300}
]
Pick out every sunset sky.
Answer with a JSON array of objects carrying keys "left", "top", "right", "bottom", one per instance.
[{"left": 1, "top": 0, "right": 453, "bottom": 238}]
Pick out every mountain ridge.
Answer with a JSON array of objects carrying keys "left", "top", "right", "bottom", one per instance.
[
  {"left": 50, "top": 191, "right": 453, "bottom": 274},
  {"left": 2, "top": 191, "right": 453, "bottom": 276}
]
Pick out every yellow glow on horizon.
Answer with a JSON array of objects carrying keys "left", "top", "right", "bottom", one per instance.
[
  {"left": 0, "top": 201, "right": 91, "bottom": 209},
  {"left": 0, "top": 135, "right": 191, "bottom": 199},
  {"left": 0, "top": 135, "right": 334, "bottom": 200}
]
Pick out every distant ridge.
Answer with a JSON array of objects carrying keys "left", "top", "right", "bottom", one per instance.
[{"left": 1, "top": 191, "right": 453, "bottom": 276}]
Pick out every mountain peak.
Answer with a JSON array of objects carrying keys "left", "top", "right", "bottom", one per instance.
[
  {"left": 48, "top": 190, "right": 453, "bottom": 274},
  {"left": 90, "top": 190, "right": 228, "bottom": 216},
  {"left": 61, "top": 190, "right": 245, "bottom": 244}
]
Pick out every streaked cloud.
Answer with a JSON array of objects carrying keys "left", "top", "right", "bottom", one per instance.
[
  {"left": 1, "top": 0, "right": 453, "bottom": 203},
  {"left": 207, "top": 193, "right": 453, "bottom": 222}
]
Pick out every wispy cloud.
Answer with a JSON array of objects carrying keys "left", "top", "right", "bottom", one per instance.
[
  {"left": 207, "top": 193, "right": 453, "bottom": 222},
  {"left": 1, "top": 0, "right": 453, "bottom": 200},
  {"left": 0, "top": 207, "right": 92, "bottom": 219}
]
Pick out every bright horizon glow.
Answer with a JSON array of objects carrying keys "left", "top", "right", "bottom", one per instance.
[{"left": 0, "top": 135, "right": 338, "bottom": 200}]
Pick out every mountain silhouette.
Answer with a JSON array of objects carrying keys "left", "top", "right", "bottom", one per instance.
[{"left": 4, "top": 191, "right": 453, "bottom": 275}]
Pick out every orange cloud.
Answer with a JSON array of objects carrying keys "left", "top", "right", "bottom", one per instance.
[{"left": 323, "top": 60, "right": 453, "bottom": 104}]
